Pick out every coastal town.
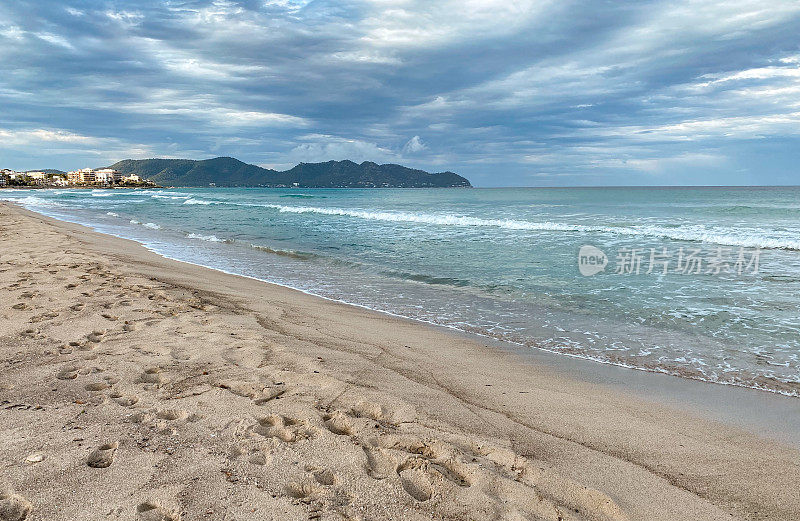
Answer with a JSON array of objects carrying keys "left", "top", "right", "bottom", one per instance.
[{"left": 0, "top": 167, "right": 155, "bottom": 188}]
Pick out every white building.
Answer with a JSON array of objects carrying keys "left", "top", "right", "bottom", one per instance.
[
  {"left": 27, "top": 171, "right": 49, "bottom": 185},
  {"left": 122, "top": 174, "right": 141, "bottom": 183},
  {"left": 67, "top": 167, "right": 122, "bottom": 185},
  {"left": 94, "top": 168, "right": 123, "bottom": 185}
]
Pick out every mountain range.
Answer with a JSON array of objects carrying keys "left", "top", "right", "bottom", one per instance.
[{"left": 107, "top": 157, "right": 471, "bottom": 188}]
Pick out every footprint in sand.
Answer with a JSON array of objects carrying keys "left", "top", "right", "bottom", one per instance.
[
  {"left": 252, "top": 386, "right": 286, "bottom": 405},
  {"left": 109, "top": 391, "right": 139, "bottom": 407},
  {"left": 0, "top": 484, "right": 33, "bottom": 521},
  {"left": 130, "top": 412, "right": 153, "bottom": 425},
  {"left": 351, "top": 401, "right": 389, "bottom": 421},
  {"left": 86, "top": 330, "right": 105, "bottom": 343},
  {"left": 247, "top": 450, "right": 271, "bottom": 466},
  {"left": 397, "top": 460, "right": 435, "bottom": 502},
  {"left": 432, "top": 458, "right": 474, "bottom": 488},
  {"left": 514, "top": 458, "right": 628, "bottom": 521},
  {"left": 135, "top": 502, "right": 180, "bottom": 521},
  {"left": 376, "top": 434, "right": 441, "bottom": 460},
  {"left": 155, "top": 409, "right": 188, "bottom": 421},
  {"left": 351, "top": 400, "right": 414, "bottom": 426},
  {"left": 29, "top": 311, "right": 58, "bottom": 323},
  {"left": 285, "top": 479, "right": 324, "bottom": 500},
  {"left": 363, "top": 447, "right": 397, "bottom": 479},
  {"left": 19, "top": 329, "right": 40, "bottom": 339},
  {"left": 85, "top": 381, "right": 110, "bottom": 392},
  {"left": 253, "top": 414, "right": 316, "bottom": 443},
  {"left": 136, "top": 368, "right": 163, "bottom": 385},
  {"left": 307, "top": 467, "right": 338, "bottom": 486},
  {"left": 217, "top": 379, "right": 287, "bottom": 405},
  {"left": 323, "top": 411, "right": 355, "bottom": 436},
  {"left": 367, "top": 434, "right": 476, "bottom": 502},
  {"left": 87, "top": 442, "right": 119, "bottom": 468},
  {"left": 57, "top": 366, "right": 80, "bottom": 380},
  {"left": 57, "top": 363, "right": 95, "bottom": 380},
  {"left": 230, "top": 437, "right": 274, "bottom": 466},
  {"left": 387, "top": 436, "right": 473, "bottom": 488}
]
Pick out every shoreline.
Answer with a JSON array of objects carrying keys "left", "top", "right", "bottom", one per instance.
[
  {"left": 7, "top": 193, "right": 797, "bottom": 400},
  {"left": 58, "top": 212, "right": 800, "bottom": 411},
  {"left": 2, "top": 202, "right": 799, "bottom": 520},
  {"left": 45, "top": 208, "right": 800, "bottom": 444}
]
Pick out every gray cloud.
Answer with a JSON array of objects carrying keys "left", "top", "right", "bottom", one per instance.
[{"left": 0, "top": 0, "right": 799, "bottom": 185}]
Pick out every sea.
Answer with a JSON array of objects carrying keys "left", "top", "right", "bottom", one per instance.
[{"left": 4, "top": 186, "right": 800, "bottom": 396}]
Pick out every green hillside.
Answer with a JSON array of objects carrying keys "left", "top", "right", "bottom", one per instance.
[{"left": 107, "top": 157, "right": 471, "bottom": 188}]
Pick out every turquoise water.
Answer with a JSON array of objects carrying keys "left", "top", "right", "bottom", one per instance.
[{"left": 4, "top": 186, "right": 800, "bottom": 395}]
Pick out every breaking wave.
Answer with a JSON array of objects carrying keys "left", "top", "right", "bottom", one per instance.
[
  {"left": 187, "top": 233, "right": 227, "bottom": 243},
  {"left": 258, "top": 203, "right": 800, "bottom": 250},
  {"left": 1, "top": 195, "right": 66, "bottom": 209},
  {"left": 169, "top": 196, "right": 800, "bottom": 250},
  {"left": 183, "top": 198, "right": 219, "bottom": 205}
]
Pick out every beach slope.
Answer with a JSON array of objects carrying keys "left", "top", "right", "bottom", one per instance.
[{"left": 0, "top": 203, "right": 798, "bottom": 521}]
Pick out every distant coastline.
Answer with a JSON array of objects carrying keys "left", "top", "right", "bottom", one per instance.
[
  {"left": 109, "top": 157, "right": 472, "bottom": 188},
  {"left": 1, "top": 157, "right": 471, "bottom": 189}
]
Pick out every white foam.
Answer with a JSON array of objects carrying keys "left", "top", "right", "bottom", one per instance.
[
  {"left": 263, "top": 203, "right": 588, "bottom": 231},
  {"left": 152, "top": 194, "right": 191, "bottom": 200},
  {"left": 151, "top": 190, "right": 192, "bottom": 197},
  {"left": 259, "top": 203, "right": 800, "bottom": 250},
  {"left": 187, "top": 233, "right": 224, "bottom": 242},
  {"left": 106, "top": 212, "right": 119, "bottom": 217},
  {"left": 142, "top": 222, "right": 161, "bottom": 230},
  {"left": 1, "top": 195, "right": 65, "bottom": 208},
  {"left": 612, "top": 225, "right": 800, "bottom": 250}
]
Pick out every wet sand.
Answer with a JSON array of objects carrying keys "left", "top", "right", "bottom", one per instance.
[{"left": 1, "top": 202, "right": 798, "bottom": 521}]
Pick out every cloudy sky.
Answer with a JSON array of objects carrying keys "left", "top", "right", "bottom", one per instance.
[{"left": 1, "top": 0, "right": 800, "bottom": 186}]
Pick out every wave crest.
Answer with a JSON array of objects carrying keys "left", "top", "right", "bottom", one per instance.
[
  {"left": 262, "top": 204, "right": 800, "bottom": 250},
  {"left": 187, "top": 233, "right": 227, "bottom": 243}
]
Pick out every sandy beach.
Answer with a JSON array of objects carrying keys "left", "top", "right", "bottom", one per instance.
[{"left": 1, "top": 201, "right": 798, "bottom": 521}]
